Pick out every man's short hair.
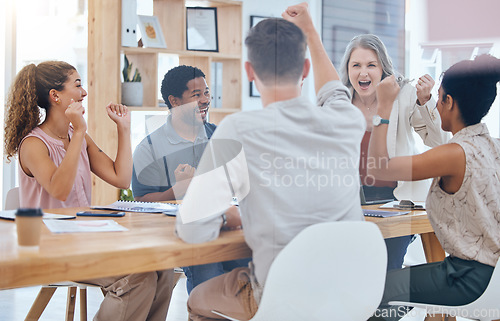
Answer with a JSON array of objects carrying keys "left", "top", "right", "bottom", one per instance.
[
  {"left": 245, "top": 18, "right": 306, "bottom": 86},
  {"left": 161, "top": 65, "right": 206, "bottom": 109}
]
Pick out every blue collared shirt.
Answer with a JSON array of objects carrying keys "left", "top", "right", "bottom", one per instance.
[{"left": 132, "top": 114, "right": 216, "bottom": 198}]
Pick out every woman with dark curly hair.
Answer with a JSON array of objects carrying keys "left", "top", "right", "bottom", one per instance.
[
  {"left": 5, "top": 60, "right": 132, "bottom": 207},
  {"left": 368, "top": 54, "right": 500, "bottom": 320},
  {"left": 4, "top": 60, "right": 174, "bottom": 321}
]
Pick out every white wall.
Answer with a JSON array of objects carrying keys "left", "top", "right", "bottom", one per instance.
[
  {"left": 2, "top": 0, "right": 18, "bottom": 208},
  {"left": 406, "top": 0, "right": 500, "bottom": 137},
  {"left": 241, "top": 0, "right": 322, "bottom": 111},
  {"left": 405, "top": 0, "right": 428, "bottom": 80},
  {"left": 0, "top": 0, "right": 6, "bottom": 207},
  {"left": 485, "top": 46, "right": 500, "bottom": 138}
]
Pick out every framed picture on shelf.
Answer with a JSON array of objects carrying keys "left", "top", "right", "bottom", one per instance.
[
  {"left": 249, "top": 15, "right": 271, "bottom": 97},
  {"left": 186, "top": 7, "right": 219, "bottom": 52},
  {"left": 137, "top": 15, "right": 167, "bottom": 48}
]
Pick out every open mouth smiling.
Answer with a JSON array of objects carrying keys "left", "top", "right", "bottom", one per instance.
[
  {"left": 359, "top": 80, "right": 371, "bottom": 89},
  {"left": 198, "top": 106, "right": 209, "bottom": 117}
]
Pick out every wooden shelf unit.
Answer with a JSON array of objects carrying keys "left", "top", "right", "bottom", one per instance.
[
  {"left": 88, "top": 0, "right": 243, "bottom": 205},
  {"left": 123, "top": 48, "right": 242, "bottom": 110}
]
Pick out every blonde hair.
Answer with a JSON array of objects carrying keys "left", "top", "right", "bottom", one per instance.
[{"left": 4, "top": 61, "right": 76, "bottom": 161}]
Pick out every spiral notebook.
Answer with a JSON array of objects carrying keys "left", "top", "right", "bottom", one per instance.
[
  {"left": 92, "top": 200, "right": 179, "bottom": 215},
  {"left": 363, "top": 209, "right": 410, "bottom": 218}
]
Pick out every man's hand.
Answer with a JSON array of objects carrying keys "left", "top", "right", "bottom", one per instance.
[
  {"left": 174, "top": 163, "right": 195, "bottom": 181},
  {"left": 281, "top": 2, "right": 315, "bottom": 36},
  {"left": 283, "top": 2, "right": 340, "bottom": 91},
  {"left": 376, "top": 75, "right": 400, "bottom": 117},
  {"left": 416, "top": 74, "right": 435, "bottom": 105}
]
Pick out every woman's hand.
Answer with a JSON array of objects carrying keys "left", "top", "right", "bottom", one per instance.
[
  {"left": 65, "top": 99, "right": 87, "bottom": 133},
  {"left": 416, "top": 74, "right": 435, "bottom": 105},
  {"left": 223, "top": 205, "right": 242, "bottom": 230},
  {"left": 376, "top": 75, "right": 400, "bottom": 117},
  {"left": 106, "top": 102, "right": 131, "bottom": 129}
]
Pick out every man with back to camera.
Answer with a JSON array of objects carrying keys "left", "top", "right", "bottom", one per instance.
[
  {"left": 131, "top": 65, "right": 250, "bottom": 294},
  {"left": 175, "top": 3, "right": 366, "bottom": 320}
]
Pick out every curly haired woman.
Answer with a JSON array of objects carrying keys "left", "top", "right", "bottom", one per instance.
[
  {"left": 369, "top": 54, "right": 500, "bottom": 320},
  {"left": 4, "top": 60, "right": 174, "bottom": 321}
]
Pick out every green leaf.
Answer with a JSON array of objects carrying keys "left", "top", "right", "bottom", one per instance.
[
  {"left": 122, "top": 55, "right": 131, "bottom": 82},
  {"left": 132, "top": 69, "right": 142, "bottom": 82},
  {"left": 119, "top": 188, "right": 135, "bottom": 201},
  {"left": 122, "top": 55, "right": 141, "bottom": 82}
]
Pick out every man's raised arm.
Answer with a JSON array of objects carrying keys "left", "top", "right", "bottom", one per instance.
[{"left": 282, "top": 2, "right": 339, "bottom": 93}]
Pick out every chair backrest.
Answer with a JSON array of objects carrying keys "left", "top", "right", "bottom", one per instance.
[
  {"left": 251, "top": 221, "right": 388, "bottom": 321},
  {"left": 459, "top": 256, "right": 500, "bottom": 320},
  {"left": 4, "top": 187, "right": 20, "bottom": 210}
]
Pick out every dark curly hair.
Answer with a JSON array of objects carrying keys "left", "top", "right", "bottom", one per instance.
[
  {"left": 160, "top": 65, "right": 205, "bottom": 109},
  {"left": 4, "top": 61, "right": 76, "bottom": 161},
  {"left": 441, "top": 54, "right": 500, "bottom": 126}
]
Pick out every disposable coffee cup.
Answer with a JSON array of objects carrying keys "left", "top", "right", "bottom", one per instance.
[{"left": 15, "top": 208, "right": 43, "bottom": 250}]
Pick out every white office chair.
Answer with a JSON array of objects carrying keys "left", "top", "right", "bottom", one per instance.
[
  {"left": 5, "top": 187, "right": 100, "bottom": 321},
  {"left": 212, "top": 221, "right": 388, "bottom": 321},
  {"left": 4, "top": 186, "right": 20, "bottom": 211},
  {"left": 389, "top": 257, "right": 500, "bottom": 321}
]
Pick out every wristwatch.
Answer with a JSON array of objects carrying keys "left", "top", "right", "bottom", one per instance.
[{"left": 373, "top": 115, "right": 389, "bottom": 127}]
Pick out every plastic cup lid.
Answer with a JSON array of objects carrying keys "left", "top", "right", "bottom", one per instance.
[{"left": 15, "top": 208, "right": 43, "bottom": 217}]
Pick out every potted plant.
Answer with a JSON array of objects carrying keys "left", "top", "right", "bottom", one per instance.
[
  {"left": 121, "top": 55, "right": 143, "bottom": 106},
  {"left": 120, "top": 188, "right": 135, "bottom": 201}
]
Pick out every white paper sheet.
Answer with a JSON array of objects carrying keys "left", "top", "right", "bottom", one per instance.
[{"left": 44, "top": 219, "right": 128, "bottom": 233}]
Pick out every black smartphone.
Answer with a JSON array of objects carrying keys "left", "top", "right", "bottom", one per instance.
[{"left": 76, "top": 211, "right": 126, "bottom": 217}]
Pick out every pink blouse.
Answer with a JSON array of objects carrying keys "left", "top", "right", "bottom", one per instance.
[{"left": 18, "top": 127, "right": 92, "bottom": 208}]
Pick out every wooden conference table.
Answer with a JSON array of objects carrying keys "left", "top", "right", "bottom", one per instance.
[{"left": 0, "top": 205, "right": 444, "bottom": 290}]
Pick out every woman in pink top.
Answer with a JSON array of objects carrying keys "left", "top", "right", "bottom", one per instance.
[
  {"left": 4, "top": 61, "right": 174, "bottom": 321},
  {"left": 5, "top": 61, "right": 131, "bottom": 208}
]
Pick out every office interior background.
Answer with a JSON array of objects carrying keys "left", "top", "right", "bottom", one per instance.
[{"left": 0, "top": 0, "right": 499, "bottom": 209}]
